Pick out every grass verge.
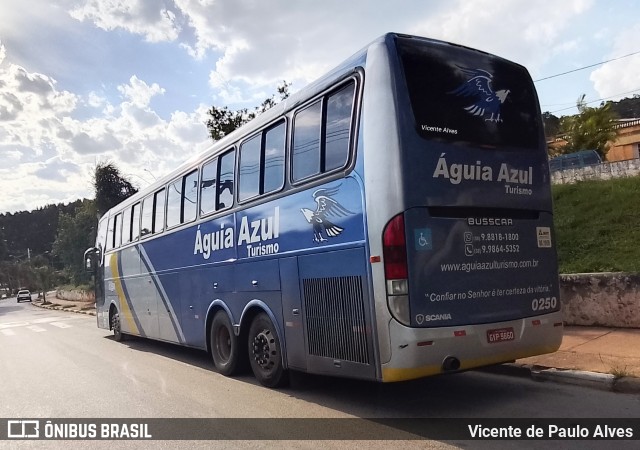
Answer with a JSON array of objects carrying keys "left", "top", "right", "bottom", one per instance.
[{"left": 553, "top": 177, "right": 640, "bottom": 273}]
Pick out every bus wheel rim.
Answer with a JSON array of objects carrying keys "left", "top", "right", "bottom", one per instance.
[{"left": 252, "top": 330, "right": 276, "bottom": 371}]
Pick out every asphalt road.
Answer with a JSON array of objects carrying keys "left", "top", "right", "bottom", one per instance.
[{"left": 0, "top": 299, "right": 638, "bottom": 449}]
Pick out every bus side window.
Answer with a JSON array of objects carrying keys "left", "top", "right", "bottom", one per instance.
[
  {"left": 153, "top": 189, "right": 166, "bottom": 234},
  {"left": 122, "top": 207, "right": 132, "bottom": 245},
  {"left": 264, "top": 122, "right": 285, "bottom": 194},
  {"left": 293, "top": 101, "right": 322, "bottom": 181},
  {"left": 141, "top": 195, "right": 153, "bottom": 237},
  {"left": 167, "top": 179, "right": 182, "bottom": 228},
  {"left": 200, "top": 158, "right": 218, "bottom": 215},
  {"left": 239, "top": 135, "right": 261, "bottom": 201},
  {"left": 218, "top": 150, "right": 235, "bottom": 209},
  {"left": 240, "top": 121, "right": 286, "bottom": 202},
  {"left": 325, "top": 82, "right": 355, "bottom": 171},
  {"left": 106, "top": 216, "right": 115, "bottom": 251},
  {"left": 183, "top": 170, "right": 198, "bottom": 223},
  {"left": 131, "top": 202, "right": 141, "bottom": 242},
  {"left": 292, "top": 80, "right": 356, "bottom": 182},
  {"left": 114, "top": 213, "right": 123, "bottom": 249}
]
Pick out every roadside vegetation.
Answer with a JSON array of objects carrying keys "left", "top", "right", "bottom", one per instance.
[{"left": 553, "top": 176, "right": 640, "bottom": 273}]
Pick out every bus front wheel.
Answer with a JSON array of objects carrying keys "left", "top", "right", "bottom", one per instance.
[
  {"left": 210, "top": 311, "right": 242, "bottom": 376},
  {"left": 111, "top": 310, "right": 125, "bottom": 342},
  {"left": 248, "top": 312, "right": 288, "bottom": 388}
]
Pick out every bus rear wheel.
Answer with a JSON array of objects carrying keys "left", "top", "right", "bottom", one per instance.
[
  {"left": 248, "top": 312, "right": 288, "bottom": 388},
  {"left": 210, "top": 311, "right": 242, "bottom": 376}
]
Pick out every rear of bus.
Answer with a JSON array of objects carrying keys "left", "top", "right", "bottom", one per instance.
[{"left": 365, "top": 34, "right": 562, "bottom": 382}]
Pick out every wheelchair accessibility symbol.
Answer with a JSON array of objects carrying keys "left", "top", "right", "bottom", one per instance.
[{"left": 414, "top": 228, "right": 433, "bottom": 251}]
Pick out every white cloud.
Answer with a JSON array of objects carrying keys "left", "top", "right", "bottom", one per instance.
[
  {"left": 409, "top": 0, "right": 594, "bottom": 71},
  {"left": 0, "top": 55, "right": 79, "bottom": 153},
  {"left": 590, "top": 23, "right": 640, "bottom": 103},
  {"left": 34, "top": 156, "right": 81, "bottom": 182},
  {"left": 117, "top": 75, "right": 165, "bottom": 107},
  {"left": 87, "top": 91, "right": 107, "bottom": 108},
  {"left": 0, "top": 44, "right": 208, "bottom": 212},
  {"left": 69, "top": 0, "right": 183, "bottom": 43}
]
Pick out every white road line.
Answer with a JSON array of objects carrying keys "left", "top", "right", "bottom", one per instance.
[
  {"left": 33, "top": 317, "right": 67, "bottom": 324},
  {"left": 50, "top": 322, "right": 72, "bottom": 329},
  {"left": 26, "top": 325, "right": 47, "bottom": 332},
  {"left": 0, "top": 322, "right": 29, "bottom": 329},
  {"left": 1, "top": 329, "right": 16, "bottom": 336}
]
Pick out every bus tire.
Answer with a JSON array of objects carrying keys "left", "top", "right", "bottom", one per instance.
[
  {"left": 248, "top": 312, "right": 288, "bottom": 388},
  {"left": 210, "top": 311, "right": 241, "bottom": 376},
  {"left": 111, "top": 310, "right": 125, "bottom": 342}
]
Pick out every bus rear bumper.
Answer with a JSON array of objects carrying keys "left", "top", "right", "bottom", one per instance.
[{"left": 381, "top": 311, "right": 563, "bottom": 382}]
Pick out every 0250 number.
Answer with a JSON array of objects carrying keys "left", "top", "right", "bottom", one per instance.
[{"left": 531, "top": 296, "right": 557, "bottom": 311}]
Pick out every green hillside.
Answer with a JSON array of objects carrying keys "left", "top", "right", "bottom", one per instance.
[{"left": 553, "top": 177, "right": 640, "bottom": 273}]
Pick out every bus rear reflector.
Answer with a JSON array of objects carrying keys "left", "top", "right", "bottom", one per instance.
[
  {"left": 388, "top": 295, "right": 410, "bottom": 326},
  {"left": 383, "top": 214, "right": 408, "bottom": 280}
]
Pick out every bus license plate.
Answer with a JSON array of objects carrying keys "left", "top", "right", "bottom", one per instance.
[{"left": 487, "top": 327, "right": 515, "bottom": 343}]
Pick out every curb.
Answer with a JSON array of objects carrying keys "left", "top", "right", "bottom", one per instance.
[
  {"left": 480, "top": 363, "right": 640, "bottom": 394},
  {"left": 31, "top": 301, "right": 96, "bottom": 316}
]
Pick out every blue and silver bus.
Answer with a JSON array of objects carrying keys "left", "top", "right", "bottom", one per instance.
[{"left": 85, "top": 33, "right": 562, "bottom": 387}]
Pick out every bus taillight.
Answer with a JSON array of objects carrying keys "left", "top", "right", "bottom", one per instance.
[
  {"left": 383, "top": 214, "right": 410, "bottom": 326},
  {"left": 383, "top": 214, "right": 408, "bottom": 279}
]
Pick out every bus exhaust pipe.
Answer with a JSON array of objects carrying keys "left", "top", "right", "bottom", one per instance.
[{"left": 442, "top": 356, "right": 461, "bottom": 372}]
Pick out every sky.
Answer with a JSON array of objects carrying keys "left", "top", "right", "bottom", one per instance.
[{"left": 1, "top": 0, "right": 639, "bottom": 213}]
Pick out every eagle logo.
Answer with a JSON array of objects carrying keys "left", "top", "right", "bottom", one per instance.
[
  {"left": 449, "top": 67, "right": 510, "bottom": 122},
  {"left": 301, "top": 186, "right": 353, "bottom": 243}
]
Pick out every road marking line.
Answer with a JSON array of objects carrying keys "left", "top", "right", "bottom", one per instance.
[
  {"left": 26, "top": 325, "right": 47, "bottom": 332},
  {"left": 0, "top": 322, "right": 29, "bottom": 329},
  {"left": 1, "top": 329, "right": 16, "bottom": 336},
  {"left": 33, "top": 317, "right": 67, "bottom": 324},
  {"left": 50, "top": 322, "right": 72, "bottom": 329}
]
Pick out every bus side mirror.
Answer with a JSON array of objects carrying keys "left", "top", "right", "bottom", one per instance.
[{"left": 84, "top": 247, "right": 100, "bottom": 272}]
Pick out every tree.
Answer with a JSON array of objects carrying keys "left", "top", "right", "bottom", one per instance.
[
  {"left": 52, "top": 200, "right": 97, "bottom": 285},
  {"left": 94, "top": 162, "right": 138, "bottom": 217},
  {"left": 0, "top": 228, "right": 8, "bottom": 261},
  {"left": 559, "top": 95, "right": 618, "bottom": 159},
  {"left": 206, "top": 81, "right": 291, "bottom": 141},
  {"left": 542, "top": 112, "right": 561, "bottom": 139},
  {"left": 30, "top": 255, "right": 56, "bottom": 304}
]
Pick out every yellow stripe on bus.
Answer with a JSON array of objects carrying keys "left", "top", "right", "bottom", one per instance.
[
  {"left": 109, "top": 253, "right": 139, "bottom": 334},
  {"left": 381, "top": 344, "right": 560, "bottom": 382}
]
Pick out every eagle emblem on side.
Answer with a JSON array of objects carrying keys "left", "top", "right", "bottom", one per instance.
[
  {"left": 449, "top": 67, "right": 510, "bottom": 123},
  {"left": 301, "top": 186, "right": 353, "bottom": 243}
]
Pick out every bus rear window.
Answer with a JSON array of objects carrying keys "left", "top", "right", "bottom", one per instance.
[{"left": 395, "top": 36, "right": 540, "bottom": 150}]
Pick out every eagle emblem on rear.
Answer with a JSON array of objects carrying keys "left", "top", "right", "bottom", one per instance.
[
  {"left": 301, "top": 186, "right": 353, "bottom": 243},
  {"left": 450, "top": 67, "right": 510, "bottom": 123}
]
